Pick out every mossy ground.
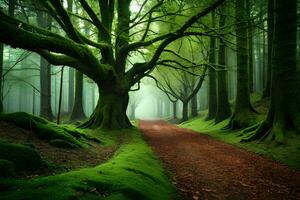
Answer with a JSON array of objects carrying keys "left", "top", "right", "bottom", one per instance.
[
  {"left": 180, "top": 113, "right": 300, "bottom": 170},
  {"left": 0, "top": 128, "right": 177, "bottom": 200}
]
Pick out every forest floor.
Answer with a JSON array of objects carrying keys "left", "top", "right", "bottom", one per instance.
[
  {"left": 0, "top": 120, "right": 118, "bottom": 178},
  {"left": 139, "top": 120, "right": 300, "bottom": 200}
]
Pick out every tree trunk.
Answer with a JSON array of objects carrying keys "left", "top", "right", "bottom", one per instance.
[
  {"left": 182, "top": 101, "right": 188, "bottom": 122},
  {"left": 70, "top": 71, "right": 86, "bottom": 121},
  {"left": 191, "top": 95, "right": 198, "bottom": 117},
  {"left": 68, "top": 68, "right": 74, "bottom": 113},
  {"left": 246, "top": 0, "right": 254, "bottom": 93},
  {"left": 67, "top": 0, "right": 74, "bottom": 114},
  {"left": 0, "top": 43, "right": 3, "bottom": 113},
  {"left": 262, "top": 0, "right": 274, "bottom": 98},
  {"left": 79, "top": 83, "right": 131, "bottom": 129},
  {"left": 173, "top": 101, "right": 177, "bottom": 119},
  {"left": 40, "top": 57, "right": 54, "bottom": 120},
  {"left": 227, "top": 0, "right": 256, "bottom": 129},
  {"left": 244, "top": 0, "right": 299, "bottom": 143},
  {"left": 37, "top": 11, "right": 54, "bottom": 120},
  {"left": 206, "top": 11, "right": 217, "bottom": 120},
  {"left": 215, "top": 5, "right": 231, "bottom": 123}
]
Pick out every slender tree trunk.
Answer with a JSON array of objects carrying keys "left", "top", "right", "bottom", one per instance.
[
  {"left": 246, "top": 0, "right": 254, "bottom": 93},
  {"left": 191, "top": 95, "right": 198, "bottom": 117},
  {"left": 215, "top": 5, "right": 231, "bottom": 123},
  {"left": 68, "top": 68, "right": 74, "bottom": 113},
  {"left": 206, "top": 11, "right": 217, "bottom": 120},
  {"left": 262, "top": 0, "right": 274, "bottom": 98},
  {"left": 67, "top": 0, "right": 74, "bottom": 114},
  {"left": 70, "top": 71, "right": 86, "bottom": 121},
  {"left": 227, "top": 0, "right": 257, "bottom": 129},
  {"left": 244, "top": 0, "right": 299, "bottom": 143},
  {"left": 37, "top": 12, "right": 54, "bottom": 120},
  {"left": 57, "top": 67, "right": 64, "bottom": 124},
  {"left": 0, "top": 43, "right": 3, "bottom": 113},
  {"left": 182, "top": 101, "right": 188, "bottom": 122},
  {"left": 173, "top": 101, "right": 177, "bottom": 119}
]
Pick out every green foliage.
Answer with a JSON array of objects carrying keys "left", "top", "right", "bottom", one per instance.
[
  {"left": 0, "top": 129, "right": 177, "bottom": 200},
  {"left": 180, "top": 117, "right": 300, "bottom": 170},
  {"left": 0, "top": 159, "right": 15, "bottom": 178},
  {"left": 0, "top": 140, "right": 42, "bottom": 172}
]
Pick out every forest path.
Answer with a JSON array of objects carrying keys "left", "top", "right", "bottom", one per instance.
[{"left": 139, "top": 120, "right": 300, "bottom": 200}]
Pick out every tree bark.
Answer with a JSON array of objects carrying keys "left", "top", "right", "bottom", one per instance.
[
  {"left": 227, "top": 0, "right": 256, "bottom": 129},
  {"left": 79, "top": 83, "right": 131, "bottom": 129},
  {"left": 37, "top": 12, "right": 54, "bottom": 120},
  {"left": 0, "top": 43, "right": 3, "bottom": 113},
  {"left": 70, "top": 71, "right": 86, "bottom": 121},
  {"left": 243, "top": 0, "right": 299, "bottom": 143},
  {"left": 246, "top": 0, "right": 254, "bottom": 93},
  {"left": 262, "top": 0, "right": 274, "bottom": 98},
  {"left": 191, "top": 95, "right": 198, "bottom": 117},
  {"left": 215, "top": 5, "right": 231, "bottom": 123},
  {"left": 206, "top": 11, "right": 217, "bottom": 120},
  {"left": 173, "top": 101, "right": 177, "bottom": 120},
  {"left": 182, "top": 101, "right": 188, "bottom": 122}
]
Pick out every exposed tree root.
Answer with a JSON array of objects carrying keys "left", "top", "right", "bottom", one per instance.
[{"left": 223, "top": 109, "right": 258, "bottom": 130}]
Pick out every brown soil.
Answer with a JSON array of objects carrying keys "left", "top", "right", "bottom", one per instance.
[
  {"left": 0, "top": 120, "right": 117, "bottom": 178},
  {"left": 139, "top": 120, "right": 300, "bottom": 200}
]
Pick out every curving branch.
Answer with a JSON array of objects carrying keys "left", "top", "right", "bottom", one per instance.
[{"left": 0, "top": 11, "right": 103, "bottom": 80}]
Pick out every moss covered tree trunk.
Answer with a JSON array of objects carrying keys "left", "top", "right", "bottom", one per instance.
[
  {"left": 70, "top": 71, "right": 86, "bottom": 121},
  {"left": 215, "top": 5, "right": 231, "bottom": 123},
  {"left": 227, "top": 0, "right": 257, "bottom": 129},
  {"left": 206, "top": 11, "right": 217, "bottom": 120},
  {"left": 244, "top": 0, "right": 299, "bottom": 143},
  {"left": 79, "top": 82, "right": 131, "bottom": 129}
]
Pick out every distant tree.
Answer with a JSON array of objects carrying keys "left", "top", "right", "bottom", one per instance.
[{"left": 37, "top": 10, "right": 54, "bottom": 120}]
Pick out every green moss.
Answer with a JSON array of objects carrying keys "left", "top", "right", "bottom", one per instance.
[
  {"left": 0, "top": 112, "right": 83, "bottom": 148},
  {"left": 180, "top": 117, "right": 300, "bottom": 170},
  {"left": 0, "top": 159, "right": 15, "bottom": 178},
  {"left": 49, "top": 139, "right": 78, "bottom": 149},
  {"left": 0, "top": 129, "right": 177, "bottom": 200},
  {"left": 0, "top": 140, "right": 42, "bottom": 172}
]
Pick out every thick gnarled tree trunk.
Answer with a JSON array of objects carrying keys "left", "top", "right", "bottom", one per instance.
[{"left": 79, "top": 82, "right": 131, "bottom": 129}]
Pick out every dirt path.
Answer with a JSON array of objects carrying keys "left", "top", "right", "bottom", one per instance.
[{"left": 139, "top": 120, "right": 300, "bottom": 200}]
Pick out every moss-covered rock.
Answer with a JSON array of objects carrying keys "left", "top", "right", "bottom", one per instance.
[
  {"left": 0, "top": 159, "right": 15, "bottom": 178},
  {"left": 49, "top": 139, "right": 78, "bottom": 149},
  {"left": 0, "top": 141, "right": 42, "bottom": 172},
  {"left": 0, "top": 112, "right": 82, "bottom": 148}
]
